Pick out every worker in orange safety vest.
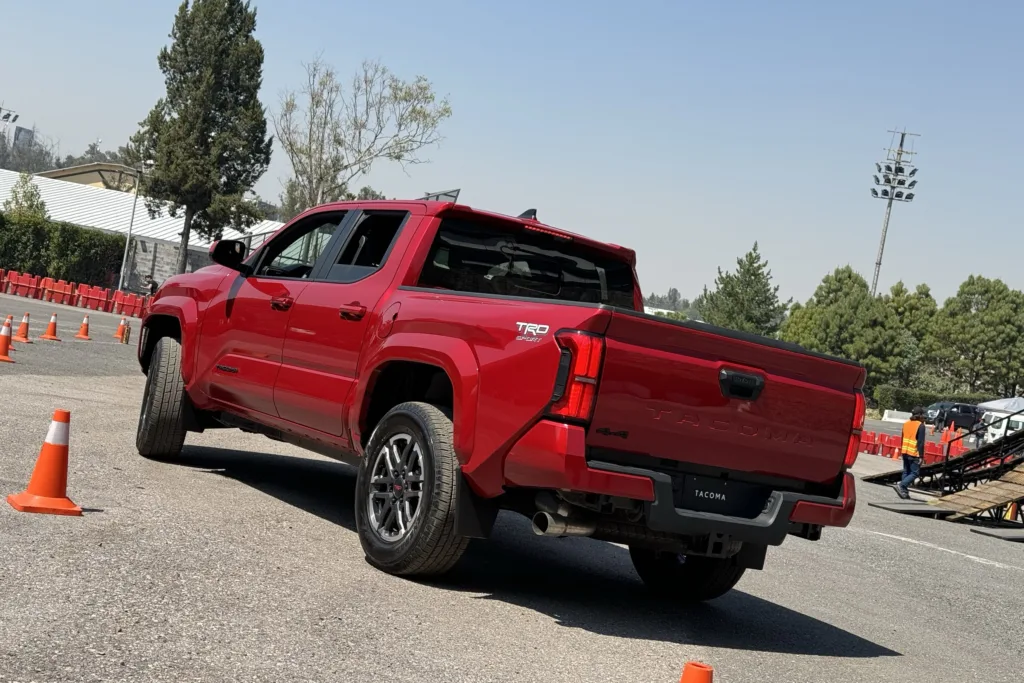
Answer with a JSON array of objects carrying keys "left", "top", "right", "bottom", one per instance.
[{"left": 894, "top": 406, "right": 927, "bottom": 499}]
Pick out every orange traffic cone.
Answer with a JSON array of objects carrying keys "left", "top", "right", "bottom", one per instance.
[
  {"left": 4, "top": 315, "right": 15, "bottom": 352},
  {"left": 7, "top": 409, "right": 82, "bottom": 516},
  {"left": 0, "top": 318, "right": 14, "bottom": 363},
  {"left": 13, "top": 312, "right": 31, "bottom": 343},
  {"left": 680, "top": 661, "right": 713, "bottom": 683},
  {"left": 39, "top": 313, "right": 61, "bottom": 341},
  {"left": 74, "top": 314, "right": 91, "bottom": 341},
  {"left": 113, "top": 316, "right": 127, "bottom": 340}
]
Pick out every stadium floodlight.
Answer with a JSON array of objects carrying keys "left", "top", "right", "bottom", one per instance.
[{"left": 869, "top": 129, "right": 920, "bottom": 295}]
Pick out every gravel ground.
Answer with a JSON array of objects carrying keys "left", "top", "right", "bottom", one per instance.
[{"left": 0, "top": 328, "right": 1022, "bottom": 682}]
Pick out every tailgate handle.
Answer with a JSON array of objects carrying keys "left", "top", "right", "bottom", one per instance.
[{"left": 719, "top": 369, "right": 765, "bottom": 401}]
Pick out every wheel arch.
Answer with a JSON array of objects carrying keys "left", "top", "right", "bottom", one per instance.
[
  {"left": 139, "top": 298, "right": 198, "bottom": 382},
  {"left": 351, "top": 334, "right": 480, "bottom": 461}
]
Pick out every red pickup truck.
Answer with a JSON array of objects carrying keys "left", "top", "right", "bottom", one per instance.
[{"left": 136, "top": 199, "right": 865, "bottom": 602}]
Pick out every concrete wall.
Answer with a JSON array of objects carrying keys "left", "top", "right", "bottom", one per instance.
[{"left": 123, "top": 236, "right": 212, "bottom": 292}]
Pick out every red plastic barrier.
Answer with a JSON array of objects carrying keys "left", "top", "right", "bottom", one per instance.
[
  {"left": 0, "top": 269, "right": 6, "bottom": 293},
  {"left": 12, "top": 272, "right": 40, "bottom": 298},
  {"left": 859, "top": 431, "right": 878, "bottom": 455}
]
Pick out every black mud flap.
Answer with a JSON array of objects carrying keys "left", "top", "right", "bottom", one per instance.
[
  {"left": 455, "top": 475, "right": 498, "bottom": 539},
  {"left": 733, "top": 543, "right": 767, "bottom": 570}
]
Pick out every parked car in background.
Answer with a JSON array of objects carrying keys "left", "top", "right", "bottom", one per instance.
[
  {"left": 932, "top": 403, "right": 982, "bottom": 431},
  {"left": 981, "top": 409, "right": 1024, "bottom": 445},
  {"left": 925, "top": 402, "right": 952, "bottom": 425}
]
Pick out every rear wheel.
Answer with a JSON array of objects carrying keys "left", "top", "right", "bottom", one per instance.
[
  {"left": 629, "top": 546, "right": 746, "bottom": 602},
  {"left": 136, "top": 337, "right": 188, "bottom": 459},
  {"left": 355, "top": 402, "right": 468, "bottom": 576}
]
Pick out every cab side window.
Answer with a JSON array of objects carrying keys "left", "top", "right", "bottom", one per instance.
[
  {"left": 325, "top": 211, "right": 407, "bottom": 283},
  {"left": 255, "top": 212, "right": 347, "bottom": 279}
]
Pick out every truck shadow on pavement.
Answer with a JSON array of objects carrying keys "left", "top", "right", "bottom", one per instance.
[{"left": 175, "top": 445, "right": 900, "bottom": 659}]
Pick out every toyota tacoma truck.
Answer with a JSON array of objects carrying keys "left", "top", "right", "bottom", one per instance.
[{"left": 136, "top": 198, "right": 865, "bottom": 602}]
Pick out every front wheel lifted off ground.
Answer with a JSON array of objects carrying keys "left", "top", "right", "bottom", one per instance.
[
  {"left": 629, "top": 545, "right": 746, "bottom": 602},
  {"left": 136, "top": 336, "right": 188, "bottom": 460},
  {"left": 355, "top": 401, "right": 469, "bottom": 576}
]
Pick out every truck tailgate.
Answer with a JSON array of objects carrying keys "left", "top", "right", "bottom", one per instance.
[{"left": 588, "top": 311, "right": 865, "bottom": 486}]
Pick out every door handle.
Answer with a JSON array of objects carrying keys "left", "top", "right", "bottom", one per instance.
[
  {"left": 339, "top": 303, "right": 367, "bottom": 321},
  {"left": 270, "top": 296, "right": 294, "bottom": 311}
]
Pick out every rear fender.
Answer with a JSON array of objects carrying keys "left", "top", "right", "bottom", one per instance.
[{"left": 352, "top": 332, "right": 479, "bottom": 462}]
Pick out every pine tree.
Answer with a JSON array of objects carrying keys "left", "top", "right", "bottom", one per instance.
[
  {"left": 695, "top": 243, "right": 790, "bottom": 337},
  {"left": 130, "top": 0, "right": 272, "bottom": 274},
  {"left": 780, "top": 266, "right": 907, "bottom": 391}
]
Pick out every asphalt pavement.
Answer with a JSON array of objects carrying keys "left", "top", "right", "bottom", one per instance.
[{"left": 0, "top": 326, "right": 1022, "bottom": 682}]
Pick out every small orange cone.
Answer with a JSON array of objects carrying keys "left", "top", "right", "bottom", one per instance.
[
  {"left": 113, "top": 316, "right": 127, "bottom": 339},
  {"left": 74, "top": 314, "right": 91, "bottom": 341},
  {"left": 0, "top": 318, "right": 14, "bottom": 363},
  {"left": 680, "top": 661, "right": 713, "bottom": 683},
  {"left": 4, "top": 316, "right": 15, "bottom": 352},
  {"left": 7, "top": 409, "right": 82, "bottom": 516},
  {"left": 13, "top": 312, "right": 32, "bottom": 344},
  {"left": 39, "top": 313, "right": 61, "bottom": 342}
]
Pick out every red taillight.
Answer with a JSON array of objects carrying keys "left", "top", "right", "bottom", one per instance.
[
  {"left": 852, "top": 391, "right": 866, "bottom": 432},
  {"left": 844, "top": 391, "right": 867, "bottom": 468},
  {"left": 549, "top": 331, "right": 605, "bottom": 422},
  {"left": 522, "top": 223, "right": 572, "bottom": 240}
]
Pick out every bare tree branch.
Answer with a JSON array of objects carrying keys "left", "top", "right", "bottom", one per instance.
[{"left": 273, "top": 57, "right": 452, "bottom": 219}]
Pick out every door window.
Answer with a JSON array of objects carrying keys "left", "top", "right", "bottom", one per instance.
[
  {"left": 255, "top": 212, "right": 347, "bottom": 279},
  {"left": 324, "top": 211, "right": 407, "bottom": 283}
]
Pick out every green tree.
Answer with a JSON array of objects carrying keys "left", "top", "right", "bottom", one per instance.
[
  {"left": 695, "top": 242, "right": 790, "bottom": 337},
  {"left": 2, "top": 172, "right": 48, "bottom": 219},
  {"left": 925, "top": 276, "right": 1024, "bottom": 396},
  {"left": 780, "top": 266, "right": 907, "bottom": 390},
  {"left": 129, "top": 0, "right": 273, "bottom": 274},
  {"left": 273, "top": 56, "right": 451, "bottom": 219},
  {"left": 883, "top": 281, "right": 937, "bottom": 343}
]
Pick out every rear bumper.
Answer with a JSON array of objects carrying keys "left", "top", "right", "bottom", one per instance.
[{"left": 502, "top": 420, "right": 856, "bottom": 547}]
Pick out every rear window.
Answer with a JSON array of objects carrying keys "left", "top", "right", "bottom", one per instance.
[{"left": 417, "top": 217, "right": 636, "bottom": 308}]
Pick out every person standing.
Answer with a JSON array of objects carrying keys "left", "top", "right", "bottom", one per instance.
[{"left": 895, "top": 406, "right": 927, "bottom": 499}]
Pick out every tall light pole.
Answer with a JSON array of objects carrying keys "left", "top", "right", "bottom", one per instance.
[
  {"left": 869, "top": 128, "right": 920, "bottom": 296},
  {"left": 117, "top": 162, "right": 153, "bottom": 292},
  {"left": 0, "top": 105, "right": 20, "bottom": 138}
]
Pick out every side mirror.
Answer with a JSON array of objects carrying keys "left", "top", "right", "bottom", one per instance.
[{"left": 210, "top": 239, "right": 250, "bottom": 273}]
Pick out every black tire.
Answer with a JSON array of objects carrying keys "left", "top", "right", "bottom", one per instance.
[
  {"left": 136, "top": 336, "right": 188, "bottom": 459},
  {"left": 355, "top": 401, "right": 468, "bottom": 576},
  {"left": 629, "top": 546, "right": 746, "bottom": 602}
]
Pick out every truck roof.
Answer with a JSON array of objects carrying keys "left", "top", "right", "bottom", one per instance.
[{"left": 311, "top": 199, "right": 638, "bottom": 267}]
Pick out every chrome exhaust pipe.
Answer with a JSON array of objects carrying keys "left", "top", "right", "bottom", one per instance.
[{"left": 531, "top": 511, "right": 596, "bottom": 537}]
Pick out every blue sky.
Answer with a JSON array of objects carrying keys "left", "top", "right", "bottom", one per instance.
[{"left": 2, "top": 1, "right": 1022, "bottom": 302}]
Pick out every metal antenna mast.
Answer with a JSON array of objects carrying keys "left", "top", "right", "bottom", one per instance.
[{"left": 869, "top": 128, "right": 920, "bottom": 296}]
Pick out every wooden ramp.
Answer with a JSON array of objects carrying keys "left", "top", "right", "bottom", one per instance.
[
  {"left": 931, "top": 463, "right": 1024, "bottom": 521},
  {"left": 970, "top": 527, "right": 1024, "bottom": 543},
  {"left": 868, "top": 501, "right": 957, "bottom": 518}
]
